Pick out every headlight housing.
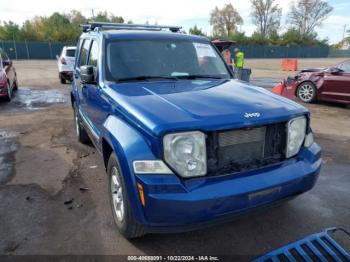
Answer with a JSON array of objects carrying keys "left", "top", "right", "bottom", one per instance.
[
  {"left": 286, "top": 116, "right": 307, "bottom": 158},
  {"left": 163, "top": 131, "right": 207, "bottom": 178}
]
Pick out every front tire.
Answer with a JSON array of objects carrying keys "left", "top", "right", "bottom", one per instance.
[
  {"left": 108, "top": 153, "right": 145, "bottom": 238},
  {"left": 13, "top": 77, "right": 18, "bottom": 91},
  {"left": 73, "top": 105, "right": 90, "bottom": 144},
  {"left": 60, "top": 75, "right": 66, "bottom": 84},
  {"left": 5, "top": 82, "right": 12, "bottom": 102},
  {"left": 297, "top": 82, "right": 317, "bottom": 103}
]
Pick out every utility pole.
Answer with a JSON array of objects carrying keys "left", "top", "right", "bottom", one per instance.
[{"left": 91, "top": 9, "right": 95, "bottom": 18}]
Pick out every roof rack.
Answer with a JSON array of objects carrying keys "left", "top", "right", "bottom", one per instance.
[{"left": 80, "top": 22, "right": 182, "bottom": 33}]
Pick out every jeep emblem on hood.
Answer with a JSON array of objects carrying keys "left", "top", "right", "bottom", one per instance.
[{"left": 244, "top": 112, "right": 261, "bottom": 118}]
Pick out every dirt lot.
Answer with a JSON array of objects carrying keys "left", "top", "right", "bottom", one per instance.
[{"left": 0, "top": 59, "right": 349, "bottom": 260}]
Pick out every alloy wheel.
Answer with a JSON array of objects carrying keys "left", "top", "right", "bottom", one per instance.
[
  {"left": 298, "top": 84, "right": 315, "bottom": 102},
  {"left": 111, "top": 167, "right": 125, "bottom": 222}
]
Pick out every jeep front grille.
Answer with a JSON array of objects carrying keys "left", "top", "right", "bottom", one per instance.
[{"left": 206, "top": 122, "right": 287, "bottom": 176}]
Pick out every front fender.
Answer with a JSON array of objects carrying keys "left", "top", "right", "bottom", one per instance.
[{"left": 101, "top": 115, "right": 158, "bottom": 223}]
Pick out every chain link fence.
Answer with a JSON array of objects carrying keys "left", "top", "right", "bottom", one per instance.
[
  {"left": 328, "top": 48, "right": 350, "bottom": 58},
  {"left": 1, "top": 40, "right": 348, "bottom": 59},
  {"left": 0, "top": 40, "right": 75, "bottom": 60}
]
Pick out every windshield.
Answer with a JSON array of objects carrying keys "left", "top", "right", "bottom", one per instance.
[{"left": 105, "top": 39, "right": 230, "bottom": 81}]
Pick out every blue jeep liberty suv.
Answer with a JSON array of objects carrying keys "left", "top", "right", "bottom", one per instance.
[{"left": 71, "top": 22, "right": 322, "bottom": 238}]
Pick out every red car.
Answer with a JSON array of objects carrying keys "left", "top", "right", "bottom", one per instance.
[
  {"left": 0, "top": 49, "right": 18, "bottom": 101},
  {"left": 275, "top": 59, "right": 350, "bottom": 104}
]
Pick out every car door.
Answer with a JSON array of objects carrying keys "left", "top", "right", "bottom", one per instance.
[
  {"left": 337, "top": 61, "right": 350, "bottom": 102},
  {"left": 1, "top": 51, "right": 14, "bottom": 88},
  {"left": 319, "top": 61, "right": 350, "bottom": 103},
  {"left": 74, "top": 39, "right": 91, "bottom": 122},
  {"left": 85, "top": 39, "right": 110, "bottom": 136}
]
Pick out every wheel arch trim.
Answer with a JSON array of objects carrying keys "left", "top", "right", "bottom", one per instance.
[{"left": 100, "top": 115, "right": 157, "bottom": 223}]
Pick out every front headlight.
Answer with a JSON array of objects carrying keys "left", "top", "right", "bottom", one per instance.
[
  {"left": 163, "top": 131, "right": 207, "bottom": 178},
  {"left": 286, "top": 116, "right": 307, "bottom": 158}
]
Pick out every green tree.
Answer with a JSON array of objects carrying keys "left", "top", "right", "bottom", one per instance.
[
  {"left": 0, "top": 21, "right": 24, "bottom": 40},
  {"left": 189, "top": 25, "right": 206, "bottom": 36},
  {"left": 93, "top": 11, "right": 124, "bottom": 23},
  {"left": 250, "top": 32, "right": 269, "bottom": 45},
  {"left": 0, "top": 10, "right": 126, "bottom": 42},
  {"left": 39, "top": 12, "right": 78, "bottom": 42},
  {"left": 229, "top": 31, "right": 249, "bottom": 44}
]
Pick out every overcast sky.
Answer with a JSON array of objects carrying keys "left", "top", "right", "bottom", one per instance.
[{"left": 0, "top": 0, "right": 349, "bottom": 44}]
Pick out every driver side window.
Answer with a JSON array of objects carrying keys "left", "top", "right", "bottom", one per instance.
[
  {"left": 79, "top": 39, "right": 91, "bottom": 68},
  {"left": 88, "top": 40, "right": 99, "bottom": 80}
]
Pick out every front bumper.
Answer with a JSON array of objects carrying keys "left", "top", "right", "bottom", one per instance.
[
  {"left": 272, "top": 79, "right": 298, "bottom": 100},
  {"left": 134, "top": 143, "right": 321, "bottom": 233},
  {"left": 0, "top": 86, "right": 8, "bottom": 96}
]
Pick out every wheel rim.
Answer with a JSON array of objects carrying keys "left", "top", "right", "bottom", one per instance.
[
  {"left": 298, "top": 84, "right": 314, "bottom": 102},
  {"left": 74, "top": 111, "right": 80, "bottom": 137},
  {"left": 111, "top": 167, "right": 124, "bottom": 222}
]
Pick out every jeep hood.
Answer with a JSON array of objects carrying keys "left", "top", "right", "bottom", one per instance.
[{"left": 106, "top": 79, "right": 308, "bottom": 136}]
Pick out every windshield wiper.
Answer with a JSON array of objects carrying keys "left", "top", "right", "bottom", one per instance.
[
  {"left": 117, "top": 76, "right": 178, "bottom": 82},
  {"left": 176, "top": 75, "right": 225, "bottom": 80}
]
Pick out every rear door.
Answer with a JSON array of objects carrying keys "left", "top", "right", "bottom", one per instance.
[
  {"left": 74, "top": 39, "right": 91, "bottom": 121},
  {"left": 1, "top": 50, "right": 15, "bottom": 87},
  {"left": 319, "top": 61, "right": 350, "bottom": 102},
  {"left": 85, "top": 39, "right": 111, "bottom": 137}
]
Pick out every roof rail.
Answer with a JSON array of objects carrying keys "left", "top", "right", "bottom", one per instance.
[{"left": 80, "top": 22, "right": 182, "bottom": 33}]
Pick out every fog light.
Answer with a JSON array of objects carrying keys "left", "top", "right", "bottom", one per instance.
[{"left": 133, "top": 160, "right": 172, "bottom": 174}]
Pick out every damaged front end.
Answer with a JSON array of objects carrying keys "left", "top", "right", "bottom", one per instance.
[{"left": 272, "top": 70, "right": 324, "bottom": 100}]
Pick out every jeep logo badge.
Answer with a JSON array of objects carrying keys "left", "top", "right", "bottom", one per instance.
[{"left": 244, "top": 112, "right": 261, "bottom": 118}]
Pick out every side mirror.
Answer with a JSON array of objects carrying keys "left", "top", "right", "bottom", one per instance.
[
  {"left": 329, "top": 67, "right": 343, "bottom": 75},
  {"left": 80, "top": 65, "right": 95, "bottom": 84}
]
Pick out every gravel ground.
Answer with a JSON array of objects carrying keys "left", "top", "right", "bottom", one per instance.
[{"left": 0, "top": 59, "right": 349, "bottom": 261}]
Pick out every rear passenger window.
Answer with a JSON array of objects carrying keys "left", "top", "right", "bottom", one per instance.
[
  {"left": 79, "top": 40, "right": 91, "bottom": 67},
  {"left": 88, "top": 41, "right": 98, "bottom": 67}
]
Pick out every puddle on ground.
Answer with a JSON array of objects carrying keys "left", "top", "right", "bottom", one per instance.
[
  {"left": 250, "top": 78, "right": 281, "bottom": 89},
  {"left": 0, "top": 88, "right": 69, "bottom": 112},
  {"left": 0, "top": 130, "right": 17, "bottom": 184}
]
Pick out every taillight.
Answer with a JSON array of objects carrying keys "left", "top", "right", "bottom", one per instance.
[{"left": 60, "top": 57, "right": 67, "bottom": 65}]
